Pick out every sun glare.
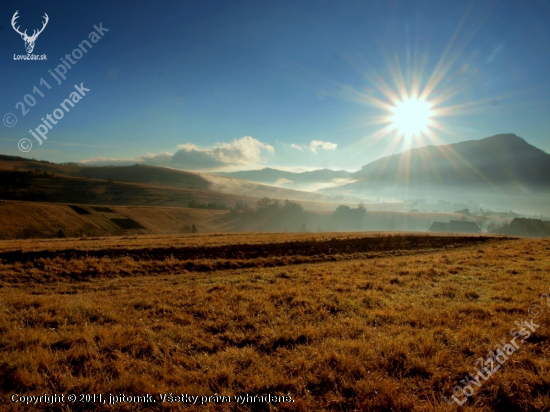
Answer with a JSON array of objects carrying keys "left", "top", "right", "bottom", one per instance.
[{"left": 391, "top": 98, "right": 433, "bottom": 138}]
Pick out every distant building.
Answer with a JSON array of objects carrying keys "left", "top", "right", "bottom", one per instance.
[
  {"left": 496, "top": 211, "right": 518, "bottom": 218},
  {"left": 507, "top": 218, "right": 549, "bottom": 237},
  {"left": 454, "top": 208, "right": 470, "bottom": 215},
  {"left": 429, "top": 220, "right": 480, "bottom": 233},
  {"left": 429, "top": 222, "right": 448, "bottom": 232}
]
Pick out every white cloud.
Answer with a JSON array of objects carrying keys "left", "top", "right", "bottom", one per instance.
[
  {"left": 80, "top": 136, "right": 275, "bottom": 171},
  {"left": 289, "top": 140, "right": 338, "bottom": 154},
  {"left": 310, "top": 140, "right": 337, "bottom": 154},
  {"left": 172, "top": 136, "right": 274, "bottom": 169}
]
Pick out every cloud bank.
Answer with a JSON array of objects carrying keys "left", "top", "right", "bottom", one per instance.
[{"left": 80, "top": 136, "right": 275, "bottom": 171}]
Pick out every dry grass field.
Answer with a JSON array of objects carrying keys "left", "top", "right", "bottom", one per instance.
[
  {"left": 1, "top": 233, "right": 549, "bottom": 411},
  {"left": 0, "top": 201, "right": 236, "bottom": 240},
  {"left": 0, "top": 199, "right": 490, "bottom": 241}
]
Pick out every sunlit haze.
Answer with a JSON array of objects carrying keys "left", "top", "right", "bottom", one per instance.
[{"left": 391, "top": 98, "right": 433, "bottom": 139}]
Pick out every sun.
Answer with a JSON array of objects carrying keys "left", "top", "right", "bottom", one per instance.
[{"left": 390, "top": 97, "right": 433, "bottom": 138}]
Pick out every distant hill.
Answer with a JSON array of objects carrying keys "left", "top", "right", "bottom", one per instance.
[
  {"left": 215, "top": 167, "right": 352, "bottom": 190},
  {"left": 0, "top": 157, "right": 337, "bottom": 208},
  {"left": 321, "top": 134, "right": 550, "bottom": 198},
  {"left": 73, "top": 164, "right": 211, "bottom": 190}
]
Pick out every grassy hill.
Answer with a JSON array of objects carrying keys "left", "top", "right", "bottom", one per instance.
[
  {"left": 0, "top": 200, "right": 235, "bottom": 239},
  {"left": 74, "top": 164, "right": 212, "bottom": 190},
  {"left": 0, "top": 156, "right": 344, "bottom": 217}
]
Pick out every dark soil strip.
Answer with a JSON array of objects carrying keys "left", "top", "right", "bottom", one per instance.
[
  {"left": 91, "top": 206, "right": 115, "bottom": 213},
  {"left": 0, "top": 235, "right": 512, "bottom": 265},
  {"left": 110, "top": 218, "right": 145, "bottom": 230},
  {"left": 68, "top": 205, "right": 90, "bottom": 215}
]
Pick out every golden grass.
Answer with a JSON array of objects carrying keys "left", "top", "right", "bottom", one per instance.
[
  {"left": 0, "top": 197, "right": 510, "bottom": 242},
  {"left": 0, "top": 200, "right": 238, "bottom": 240},
  {"left": 0, "top": 234, "right": 549, "bottom": 411},
  {"left": 0, "top": 231, "right": 501, "bottom": 254}
]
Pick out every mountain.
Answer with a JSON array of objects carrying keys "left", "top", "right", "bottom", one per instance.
[
  {"left": 215, "top": 167, "right": 353, "bottom": 191},
  {"left": 324, "top": 134, "right": 550, "bottom": 209},
  {"left": 347, "top": 134, "right": 550, "bottom": 189}
]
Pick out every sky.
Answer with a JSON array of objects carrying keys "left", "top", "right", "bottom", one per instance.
[{"left": 1, "top": 0, "right": 550, "bottom": 173}]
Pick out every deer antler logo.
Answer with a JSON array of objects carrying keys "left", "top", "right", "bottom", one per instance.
[{"left": 11, "top": 10, "right": 49, "bottom": 54}]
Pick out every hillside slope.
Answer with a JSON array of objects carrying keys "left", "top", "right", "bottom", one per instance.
[
  {"left": 0, "top": 200, "right": 234, "bottom": 239},
  {"left": 0, "top": 157, "right": 334, "bottom": 205}
]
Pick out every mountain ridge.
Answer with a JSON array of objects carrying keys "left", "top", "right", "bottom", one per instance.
[
  {"left": 346, "top": 133, "right": 550, "bottom": 191},
  {"left": 215, "top": 167, "right": 351, "bottom": 183}
]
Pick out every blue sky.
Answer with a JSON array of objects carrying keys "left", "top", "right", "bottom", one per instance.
[{"left": 1, "top": 0, "right": 549, "bottom": 172}]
